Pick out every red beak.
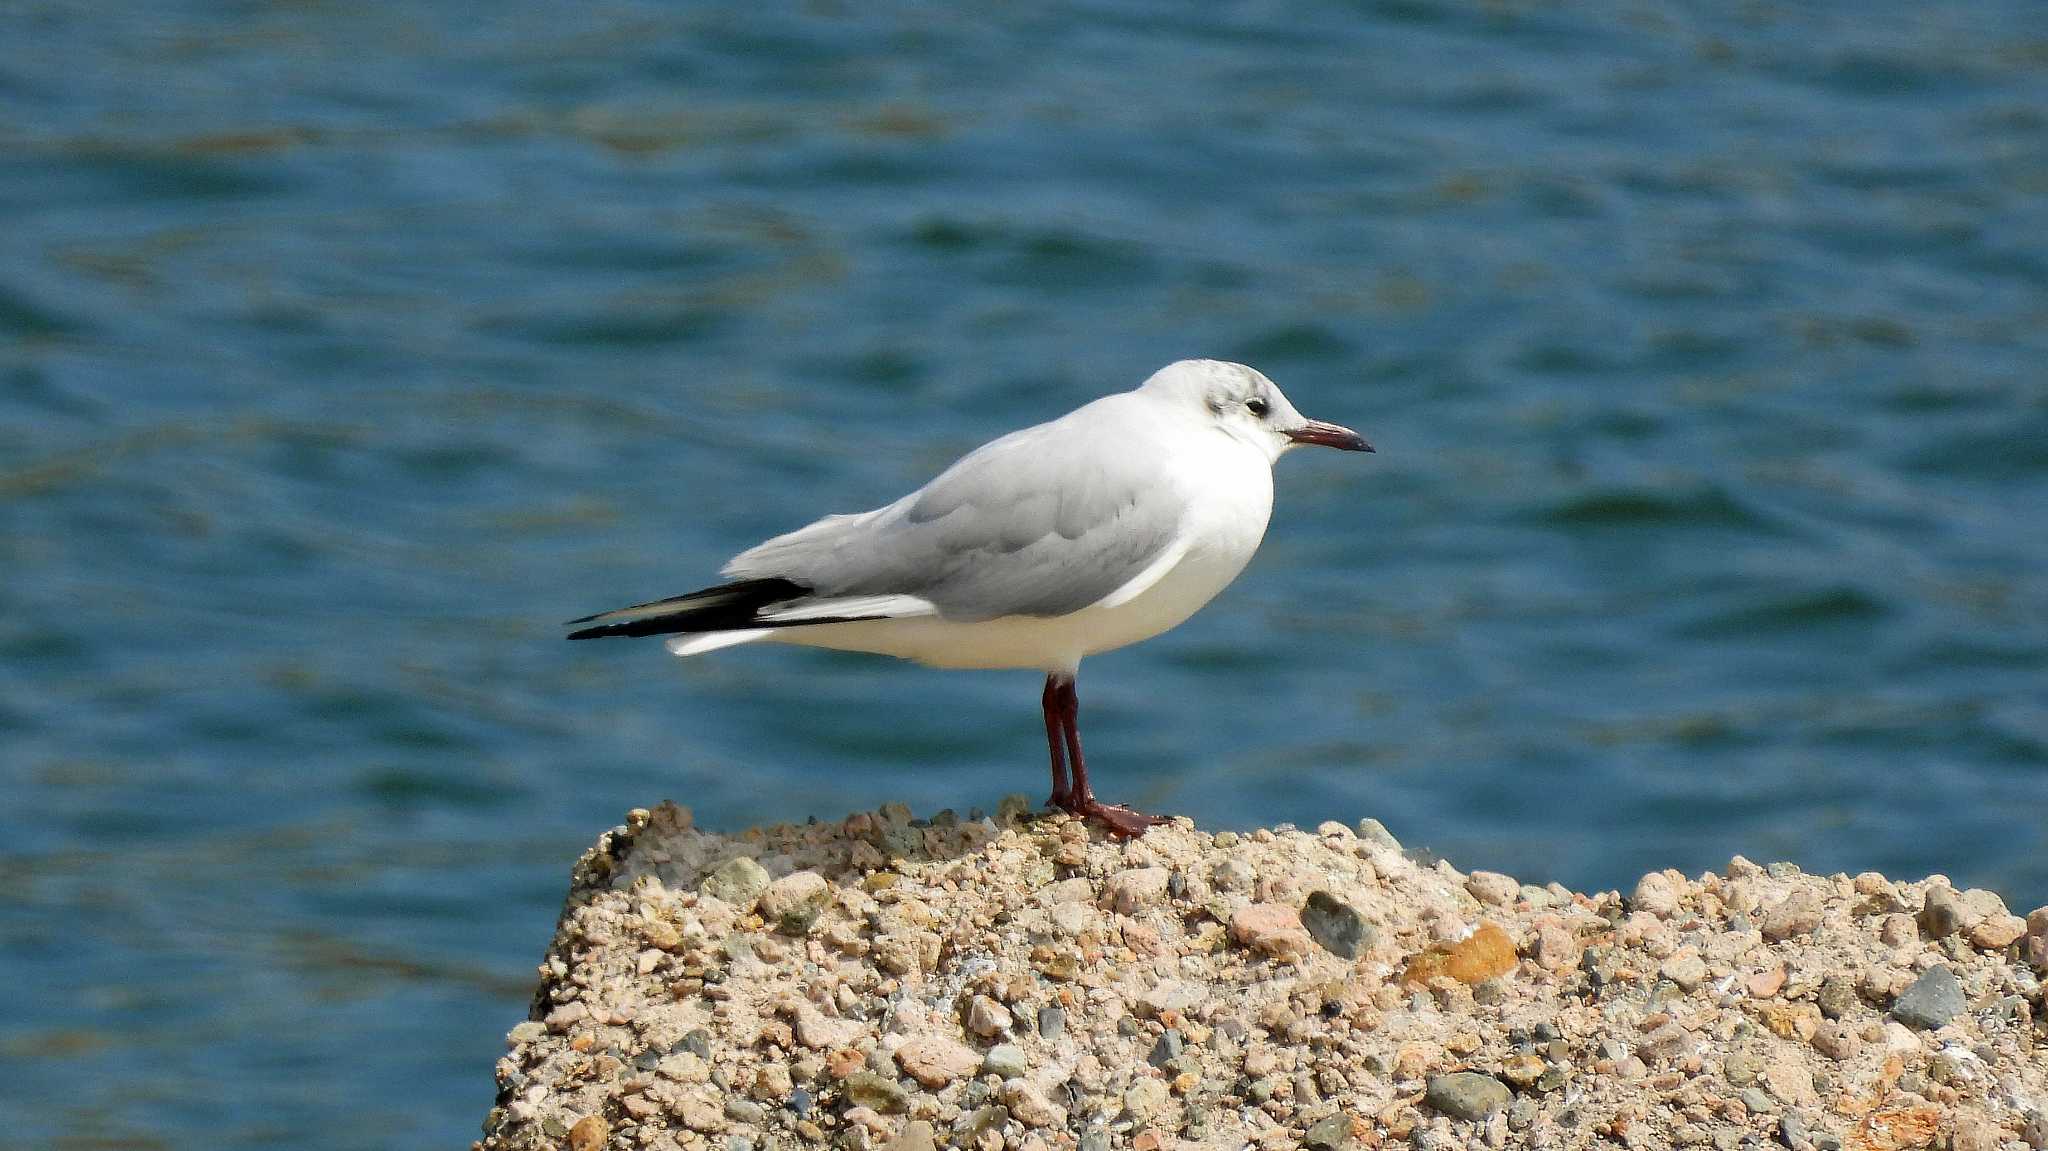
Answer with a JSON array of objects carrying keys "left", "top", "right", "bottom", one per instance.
[{"left": 1285, "top": 419, "right": 1374, "bottom": 452}]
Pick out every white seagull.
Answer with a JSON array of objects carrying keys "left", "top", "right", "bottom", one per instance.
[{"left": 568, "top": 359, "right": 1372, "bottom": 836}]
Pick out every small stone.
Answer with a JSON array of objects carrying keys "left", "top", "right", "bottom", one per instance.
[
  {"left": 545, "top": 1001, "right": 588, "bottom": 1033},
  {"left": 843, "top": 1072, "right": 910, "bottom": 1113},
  {"left": 1724, "top": 1052, "right": 1763, "bottom": 1087},
  {"left": 1810, "top": 1022, "right": 1859, "bottom": 1061},
  {"left": 1037, "top": 1006, "right": 1065, "bottom": 1039},
  {"left": 1467, "top": 871, "right": 1521, "bottom": 907},
  {"left": 1660, "top": 948, "right": 1709, "bottom": 992},
  {"left": 1640, "top": 1021, "right": 1694, "bottom": 1063},
  {"left": 1748, "top": 964, "right": 1788, "bottom": 999},
  {"left": 1230, "top": 903, "right": 1311, "bottom": 962},
  {"left": 701, "top": 856, "right": 772, "bottom": 906},
  {"left": 793, "top": 1008, "right": 863, "bottom": 1051},
  {"left": 724, "top": 1100, "right": 766, "bottom": 1124},
  {"left": 884, "top": 1121, "right": 939, "bottom": 1151},
  {"left": 1425, "top": 1072, "right": 1512, "bottom": 1120},
  {"left": 1404, "top": 921, "right": 1517, "bottom": 985},
  {"left": 1301, "top": 891, "right": 1376, "bottom": 959},
  {"left": 1001, "top": 1080, "right": 1066, "bottom": 1128},
  {"left": 1126, "top": 1077, "right": 1171, "bottom": 1120},
  {"left": 1137, "top": 979, "right": 1207, "bottom": 1017},
  {"left": 896, "top": 1035, "right": 980, "bottom": 1088},
  {"left": 982, "top": 1044, "right": 1029, "bottom": 1081},
  {"left": 1969, "top": 914, "right": 2026, "bottom": 950},
  {"left": 1816, "top": 976, "right": 1857, "bottom": 1020},
  {"left": 1304, "top": 1114, "right": 1354, "bottom": 1150},
  {"left": 1761, "top": 891, "right": 1821, "bottom": 941},
  {"left": 1740, "top": 1088, "right": 1774, "bottom": 1115},
  {"left": 1499, "top": 1054, "right": 1545, "bottom": 1088},
  {"left": 757, "top": 870, "right": 829, "bottom": 933},
  {"left": 965, "top": 995, "right": 1013, "bottom": 1038},
  {"left": 1779, "top": 1110, "right": 1808, "bottom": 1149},
  {"left": 1210, "top": 857, "right": 1255, "bottom": 893},
  {"left": 1147, "top": 1030, "right": 1183, "bottom": 1067},
  {"left": 1632, "top": 872, "right": 1682, "bottom": 918},
  {"left": 1920, "top": 886, "right": 1963, "bottom": 938},
  {"left": 1530, "top": 922, "right": 1580, "bottom": 972},
  {"left": 1879, "top": 913, "right": 1917, "bottom": 947},
  {"left": 1949, "top": 1109, "right": 2002, "bottom": 1151},
  {"left": 1890, "top": 965, "right": 1964, "bottom": 1030},
  {"left": 1103, "top": 867, "right": 1170, "bottom": 915},
  {"left": 569, "top": 1115, "right": 609, "bottom": 1151},
  {"left": 1356, "top": 818, "right": 1400, "bottom": 850}
]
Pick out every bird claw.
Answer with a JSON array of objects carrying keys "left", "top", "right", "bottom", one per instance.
[{"left": 1052, "top": 797, "right": 1168, "bottom": 839}]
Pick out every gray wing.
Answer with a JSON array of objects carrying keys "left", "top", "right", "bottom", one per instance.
[{"left": 723, "top": 395, "right": 1189, "bottom": 622}]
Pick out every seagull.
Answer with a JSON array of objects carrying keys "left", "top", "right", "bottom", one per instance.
[{"left": 567, "top": 359, "right": 1372, "bottom": 836}]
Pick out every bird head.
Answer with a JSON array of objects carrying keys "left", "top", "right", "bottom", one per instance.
[{"left": 1140, "top": 359, "right": 1373, "bottom": 464}]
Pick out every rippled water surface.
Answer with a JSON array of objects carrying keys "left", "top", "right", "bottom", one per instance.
[{"left": 4, "top": 2, "right": 2046, "bottom": 1145}]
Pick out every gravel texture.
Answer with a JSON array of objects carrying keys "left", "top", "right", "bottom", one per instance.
[{"left": 479, "top": 802, "right": 2048, "bottom": 1151}]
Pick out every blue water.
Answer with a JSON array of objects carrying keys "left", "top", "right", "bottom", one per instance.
[{"left": 4, "top": 1, "right": 2045, "bottom": 1145}]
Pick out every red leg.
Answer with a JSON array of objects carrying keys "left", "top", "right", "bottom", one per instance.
[
  {"left": 1042, "top": 675, "right": 1072, "bottom": 808},
  {"left": 1046, "top": 675, "right": 1165, "bottom": 838}
]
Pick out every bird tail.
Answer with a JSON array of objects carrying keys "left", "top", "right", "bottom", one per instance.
[
  {"left": 565, "top": 578, "right": 934, "bottom": 654},
  {"left": 564, "top": 577, "right": 811, "bottom": 640}
]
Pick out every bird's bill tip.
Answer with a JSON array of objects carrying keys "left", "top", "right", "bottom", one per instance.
[{"left": 1286, "top": 419, "right": 1374, "bottom": 452}]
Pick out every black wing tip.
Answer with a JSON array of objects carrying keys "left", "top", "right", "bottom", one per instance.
[{"left": 562, "top": 576, "right": 814, "bottom": 642}]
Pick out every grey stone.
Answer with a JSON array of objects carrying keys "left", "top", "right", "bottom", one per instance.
[
  {"left": 787, "top": 1087, "right": 813, "bottom": 1116},
  {"left": 1425, "top": 1072, "right": 1512, "bottom": 1120},
  {"left": 680, "top": 1029, "right": 713, "bottom": 1059},
  {"left": 1293, "top": 1070, "right": 1319, "bottom": 1104},
  {"left": 700, "top": 856, "right": 772, "bottom": 906},
  {"left": 724, "top": 1100, "right": 767, "bottom": 1124},
  {"left": 1508, "top": 1098, "right": 1538, "bottom": 1132},
  {"left": 882, "top": 1121, "right": 938, "bottom": 1151},
  {"left": 843, "top": 1072, "right": 909, "bottom": 1113},
  {"left": 1740, "top": 1088, "right": 1774, "bottom": 1115},
  {"left": 1890, "top": 965, "right": 1964, "bottom": 1030},
  {"left": 996, "top": 794, "right": 1033, "bottom": 825},
  {"left": 1301, "top": 890, "right": 1376, "bottom": 959},
  {"left": 1779, "top": 1109, "right": 1810, "bottom": 1149},
  {"left": 1037, "top": 1006, "right": 1065, "bottom": 1040},
  {"left": 1355, "top": 818, "right": 1400, "bottom": 850},
  {"left": 1817, "top": 976, "right": 1858, "bottom": 1021},
  {"left": 982, "top": 1044, "right": 1029, "bottom": 1081},
  {"left": 1919, "top": 886, "right": 1962, "bottom": 938},
  {"left": 1148, "top": 1030, "right": 1184, "bottom": 1067},
  {"left": 1304, "top": 1113, "right": 1353, "bottom": 1150},
  {"left": 1078, "top": 1132, "right": 1110, "bottom": 1151}
]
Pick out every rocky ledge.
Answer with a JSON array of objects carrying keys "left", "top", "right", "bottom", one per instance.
[{"left": 479, "top": 802, "right": 2048, "bottom": 1151}]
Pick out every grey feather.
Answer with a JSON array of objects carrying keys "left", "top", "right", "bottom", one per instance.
[{"left": 723, "top": 393, "right": 1190, "bottom": 621}]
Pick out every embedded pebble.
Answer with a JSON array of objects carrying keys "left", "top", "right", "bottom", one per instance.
[
  {"left": 1890, "top": 965, "right": 1965, "bottom": 1030},
  {"left": 700, "top": 856, "right": 771, "bottom": 906},
  {"left": 1300, "top": 890, "right": 1375, "bottom": 959},
  {"left": 1103, "top": 866, "right": 1169, "bottom": 915},
  {"left": 1425, "top": 1072, "right": 1512, "bottom": 1120},
  {"left": 1467, "top": 871, "right": 1521, "bottom": 908}
]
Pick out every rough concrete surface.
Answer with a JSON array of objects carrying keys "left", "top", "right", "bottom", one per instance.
[{"left": 478, "top": 802, "right": 2048, "bottom": 1151}]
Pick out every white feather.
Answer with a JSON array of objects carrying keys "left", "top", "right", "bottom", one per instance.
[{"left": 665, "top": 630, "right": 772, "bottom": 658}]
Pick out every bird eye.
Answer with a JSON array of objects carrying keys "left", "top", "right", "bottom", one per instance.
[{"left": 1246, "top": 397, "right": 1270, "bottom": 417}]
